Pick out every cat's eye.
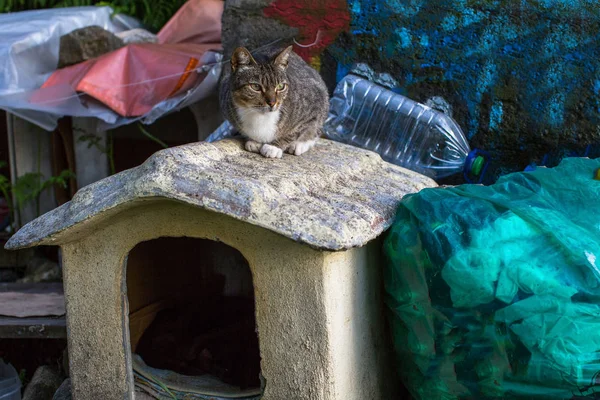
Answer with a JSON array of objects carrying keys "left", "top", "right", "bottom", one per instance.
[
  {"left": 276, "top": 83, "right": 287, "bottom": 91},
  {"left": 248, "top": 84, "right": 261, "bottom": 92}
]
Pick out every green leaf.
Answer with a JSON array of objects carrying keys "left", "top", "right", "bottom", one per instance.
[
  {"left": 12, "top": 172, "right": 44, "bottom": 207},
  {"left": 12, "top": 169, "right": 74, "bottom": 208}
]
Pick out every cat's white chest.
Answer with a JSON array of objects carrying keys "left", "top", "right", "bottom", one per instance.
[{"left": 236, "top": 107, "right": 280, "bottom": 143}]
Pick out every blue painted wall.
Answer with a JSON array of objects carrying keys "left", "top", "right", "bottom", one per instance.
[{"left": 329, "top": 0, "right": 600, "bottom": 179}]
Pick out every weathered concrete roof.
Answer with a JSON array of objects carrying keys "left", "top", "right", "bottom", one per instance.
[{"left": 6, "top": 139, "right": 436, "bottom": 251}]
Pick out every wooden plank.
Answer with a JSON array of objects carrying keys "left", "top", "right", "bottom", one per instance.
[
  {"left": 0, "top": 316, "right": 66, "bottom": 339},
  {"left": 0, "top": 282, "right": 63, "bottom": 292},
  {"left": 9, "top": 114, "right": 58, "bottom": 227},
  {"left": 52, "top": 117, "right": 78, "bottom": 205},
  {"left": 72, "top": 117, "right": 109, "bottom": 188},
  {"left": 0, "top": 283, "right": 65, "bottom": 318},
  {"left": 0, "top": 283, "right": 66, "bottom": 338}
]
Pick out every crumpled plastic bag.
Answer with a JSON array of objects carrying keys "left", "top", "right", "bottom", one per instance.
[
  {"left": 384, "top": 157, "right": 600, "bottom": 399},
  {"left": 37, "top": 0, "right": 222, "bottom": 118},
  {"left": 0, "top": 0, "right": 223, "bottom": 131},
  {"left": 0, "top": 6, "right": 136, "bottom": 97}
]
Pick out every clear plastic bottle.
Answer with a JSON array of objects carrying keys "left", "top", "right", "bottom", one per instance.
[
  {"left": 0, "top": 359, "right": 20, "bottom": 400},
  {"left": 205, "top": 120, "right": 237, "bottom": 143},
  {"left": 324, "top": 74, "right": 488, "bottom": 182}
]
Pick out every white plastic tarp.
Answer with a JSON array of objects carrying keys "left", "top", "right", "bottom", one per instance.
[
  {"left": 0, "top": 6, "right": 221, "bottom": 132},
  {"left": 0, "top": 7, "right": 138, "bottom": 96}
]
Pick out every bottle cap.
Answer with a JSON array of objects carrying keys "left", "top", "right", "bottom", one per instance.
[
  {"left": 464, "top": 149, "right": 490, "bottom": 184},
  {"left": 471, "top": 156, "right": 485, "bottom": 177}
]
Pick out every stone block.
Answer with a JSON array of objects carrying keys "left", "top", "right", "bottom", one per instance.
[{"left": 59, "top": 26, "right": 124, "bottom": 68}]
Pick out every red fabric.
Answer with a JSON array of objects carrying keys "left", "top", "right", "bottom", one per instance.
[
  {"left": 158, "top": 0, "right": 222, "bottom": 45},
  {"left": 37, "top": 0, "right": 223, "bottom": 117},
  {"left": 263, "top": 0, "right": 350, "bottom": 61}
]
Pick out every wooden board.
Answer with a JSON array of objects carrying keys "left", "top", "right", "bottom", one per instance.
[
  {"left": 0, "top": 316, "right": 66, "bottom": 338},
  {"left": 0, "top": 283, "right": 65, "bottom": 318},
  {"left": 0, "top": 283, "right": 67, "bottom": 338}
]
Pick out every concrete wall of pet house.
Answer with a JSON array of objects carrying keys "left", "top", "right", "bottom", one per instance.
[{"left": 223, "top": 0, "right": 600, "bottom": 181}]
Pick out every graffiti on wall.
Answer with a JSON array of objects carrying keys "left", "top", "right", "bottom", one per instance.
[
  {"left": 259, "top": 0, "right": 600, "bottom": 177},
  {"left": 264, "top": 0, "right": 350, "bottom": 69},
  {"left": 328, "top": 0, "right": 600, "bottom": 174}
]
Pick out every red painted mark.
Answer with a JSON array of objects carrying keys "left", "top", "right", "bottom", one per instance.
[{"left": 263, "top": 0, "right": 351, "bottom": 61}]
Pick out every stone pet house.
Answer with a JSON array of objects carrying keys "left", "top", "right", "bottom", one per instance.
[{"left": 6, "top": 138, "right": 435, "bottom": 400}]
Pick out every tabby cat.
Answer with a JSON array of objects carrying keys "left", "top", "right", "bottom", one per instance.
[{"left": 218, "top": 45, "right": 329, "bottom": 158}]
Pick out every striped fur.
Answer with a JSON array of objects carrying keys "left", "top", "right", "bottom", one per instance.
[{"left": 219, "top": 46, "right": 329, "bottom": 158}]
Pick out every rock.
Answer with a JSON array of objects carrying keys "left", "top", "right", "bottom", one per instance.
[
  {"left": 6, "top": 139, "right": 436, "bottom": 251},
  {"left": 23, "top": 366, "right": 63, "bottom": 400},
  {"left": 116, "top": 29, "right": 159, "bottom": 45},
  {"left": 350, "top": 63, "right": 400, "bottom": 90},
  {"left": 58, "top": 26, "right": 124, "bottom": 68},
  {"left": 52, "top": 379, "right": 71, "bottom": 400},
  {"left": 18, "top": 255, "right": 61, "bottom": 283},
  {"left": 425, "top": 96, "right": 454, "bottom": 118}
]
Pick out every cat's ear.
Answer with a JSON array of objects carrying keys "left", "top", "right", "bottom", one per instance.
[
  {"left": 273, "top": 46, "right": 293, "bottom": 71},
  {"left": 231, "top": 47, "right": 257, "bottom": 72}
]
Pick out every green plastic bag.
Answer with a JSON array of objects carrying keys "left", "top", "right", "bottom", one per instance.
[{"left": 384, "top": 158, "right": 600, "bottom": 400}]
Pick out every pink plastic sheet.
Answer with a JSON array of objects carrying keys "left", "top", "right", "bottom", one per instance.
[
  {"left": 37, "top": 0, "right": 223, "bottom": 118},
  {"left": 158, "top": 0, "right": 222, "bottom": 45}
]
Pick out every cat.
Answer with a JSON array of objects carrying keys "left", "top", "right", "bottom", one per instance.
[{"left": 218, "top": 45, "right": 329, "bottom": 158}]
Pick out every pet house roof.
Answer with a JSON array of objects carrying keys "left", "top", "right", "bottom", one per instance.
[{"left": 6, "top": 139, "right": 436, "bottom": 251}]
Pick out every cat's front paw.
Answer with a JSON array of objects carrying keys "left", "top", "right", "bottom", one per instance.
[
  {"left": 245, "top": 140, "right": 262, "bottom": 153},
  {"left": 287, "top": 139, "right": 317, "bottom": 156},
  {"left": 260, "top": 144, "right": 283, "bottom": 159}
]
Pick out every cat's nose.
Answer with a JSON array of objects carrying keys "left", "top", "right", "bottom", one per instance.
[{"left": 266, "top": 99, "right": 276, "bottom": 108}]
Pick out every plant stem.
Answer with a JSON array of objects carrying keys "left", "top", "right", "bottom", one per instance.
[
  {"left": 108, "top": 131, "right": 115, "bottom": 175},
  {"left": 36, "top": 131, "right": 42, "bottom": 218},
  {"left": 138, "top": 124, "right": 168, "bottom": 149}
]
